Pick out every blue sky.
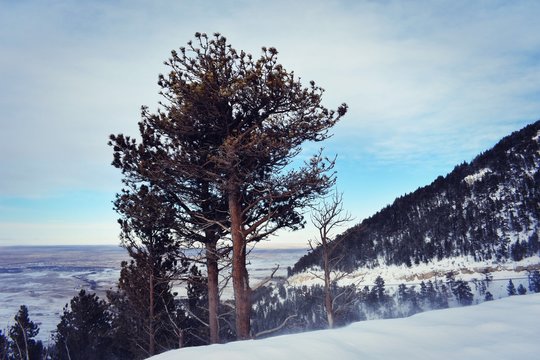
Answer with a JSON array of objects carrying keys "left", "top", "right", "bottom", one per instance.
[{"left": 1, "top": 0, "right": 540, "bottom": 247}]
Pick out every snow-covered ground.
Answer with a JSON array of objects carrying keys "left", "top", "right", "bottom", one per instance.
[{"left": 149, "top": 293, "right": 540, "bottom": 360}]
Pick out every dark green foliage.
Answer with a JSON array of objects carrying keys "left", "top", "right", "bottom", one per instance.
[
  {"left": 291, "top": 120, "right": 540, "bottom": 273},
  {"left": 110, "top": 32, "right": 347, "bottom": 340},
  {"left": 507, "top": 279, "right": 517, "bottom": 296},
  {"left": 252, "top": 275, "right": 491, "bottom": 337},
  {"left": 397, "top": 284, "right": 422, "bottom": 316},
  {"left": 420, "top": 280, "right": 448, "bottom": 309},
  {"left": 364, "top": 276, "right": 395, "bottom": 317},
  {"left": 8, "top": 305, "right": 43, "bottom": 360},
  {"left": 0, "top": 330, "right": 8, "bottom": 360},
  {"left": 451, "top": 280, "right": 474, "bottom": 306},
  {"left": 109, "top": 185, "right": 191, "bottom": 358},
  {"left": 527, "top": 232, "right": 540, "bottom": 256},
  {"left": 510, "top": 240, "right": 528, "bottom": 261},
  {"left": 55, "top": 290, "right": 112, "bottom": 360},
  {"left": 529, "top": 270, "right": 540, "bottom": 293},
  {"left": 517, "top": 284, "right": 527, "bottom": 295},
  {"left": 107, "top": 256, "right": 185, "bottom": 359}
]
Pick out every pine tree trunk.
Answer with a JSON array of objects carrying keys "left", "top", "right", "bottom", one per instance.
[
  {"left": 228, "top": 188, "right": 251, "bottom": 340},
  {"left": 201, "top": 180, "right": 221, "bottom": 344},
  {"left": 149, "top": 271, "right": 155, "bottom": 356},
  {"left": 205, "top": 240, "right": 220, "bottom": 344}
]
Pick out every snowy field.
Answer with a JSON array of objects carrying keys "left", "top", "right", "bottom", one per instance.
[{"left": 150, "top": 293, "right": 540, "bottom": 360}]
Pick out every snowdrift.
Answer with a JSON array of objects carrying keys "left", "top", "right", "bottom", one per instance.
[{"left": 149, "top": 293, "right": 540, "bottom": 360}]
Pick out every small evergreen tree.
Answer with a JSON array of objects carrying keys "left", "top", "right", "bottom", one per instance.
[
  {"left": 424, "top": 280, "right": 438, "bottom": 309},
  {"left": 8, "top": 305, "right": 43, "bottom": 360},
  {"left": 55, "top": 290, "right": 112, "bottom": 360},
  {"left": 373, "top": 276, "right": 387, "bottom": 304},
  {"left": 407, "top": 286, "right": 422, "bottom": 315},
  {"left": 108, "top": 257, "right": 185, "bottom": 359},
  {"left": 452, "top": 280, "right": 474, "bottom": 306},
  {"left": 528, "top": 270, "right": 540, "bottom": 293},
  {"left": 433, "top": 281, "right": 450, "bottom": 309},
  {"left": 517, "top": 284, "right": 527, "bottom": 295},
  {"left": 507, "top": 279, "right": 517, "bottom": 296},
  {"left": 0, "top": 329, "right": 8, "bottom": 360},
  {"left": 110, "top": 185, "right": 190, "bottom": 357},
  {"left": 419, "top": 281, "right": 428, "bottom": 306},
  {"left": 484, "top": 291, "right": 494, "bottom": 301}
]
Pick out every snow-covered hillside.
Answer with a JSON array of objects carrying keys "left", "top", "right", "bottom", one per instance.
[
  {"left": 149, "top": 293, "right": 540, "bottom": 360},
  {"left": 292, "top": 120, "right": 540, "bottom": 274}
]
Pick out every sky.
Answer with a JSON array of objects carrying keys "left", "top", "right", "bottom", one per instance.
[
  {"left": 1, "top": 0, "right": 540, "bottom": 247},
  {"left": 150, "top": 293, "right": 540, "bottom": 360}
]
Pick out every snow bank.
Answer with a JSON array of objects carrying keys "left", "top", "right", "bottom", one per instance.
[
  {"left": 463, "top": 168, "right": 492, "bottom": 185},
  {"left": 148, "top": 293, "right": 540, "bottom": 360},
  {"left": 289, "top": 255, "right": 539, "bottom": 287}
]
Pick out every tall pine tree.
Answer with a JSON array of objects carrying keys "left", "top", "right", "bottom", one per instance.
[
  {"left": 8, "top": 306, "right": 42, "bottom": 360},
  {"left": 507, "top": 279, "right": 517, "bottom": 296},
  {"left": 110, "top": 32, "right": 346, "bottom": 339},
  {"left": 110, "top": 185, "right": 189, "bottom": 358}
]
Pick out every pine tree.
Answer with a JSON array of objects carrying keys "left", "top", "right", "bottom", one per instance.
[
  {"left": 373, "top": 276, "right": 386, "bottom": 303},
  {"left": 111, "top": 142, "right": 228, "bottom": 344},
  {"left": 484, "top": 291, "right": 494, "bottom": 301},
  {"left": 8, "top": 305, "right": 43, "bottom": 360},
  {"left": 435, "top": 282, "right": 450, "bottom": 309},
  {"left": 110, "top": 32, "right": 347, "bottom": 340},
  {"left": 517, "top": 284, "right": 527, "bottom": 295},
  {"left": 0, "top": 329, "right": 8, "bottom": 360},
  {"left": 425, "top": 281, "right": 438, "bottom": 308},
  {"left": 451, "top": 280, "right": 474, "bottom": 306},
  {"left": 55, "top": 290, "right": 112, "bottom": 360},
  {"left": 507, "top": 279, "right": 517, "bottom": 296},
  {"left": 111, "top": 185, "right": 190, "bottom": 357},
  {"left": 108, "top": 257, "right": 185, "bottom": 359},
  {"left": 529, "top": 270, "right": 540, "bottom": 293},
  {"left": 419, "top": 281, "right": 428, "bottom": 307}
]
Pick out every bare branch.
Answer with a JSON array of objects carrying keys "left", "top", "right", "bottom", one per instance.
[
  {"left": 254, "top": 315, "right": 297, "bottom": 338},
  {"left": 251, "top": 264, "right": 280, "bottom": 291}
]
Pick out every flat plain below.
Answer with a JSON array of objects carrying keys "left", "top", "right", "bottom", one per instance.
[{"left": 0, "top": 245, "right": 305, "bottom": 342}]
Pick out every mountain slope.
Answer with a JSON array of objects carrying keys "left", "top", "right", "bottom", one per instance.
[{"left": 292, "top": 120, "right": 540, "bottom": 273}]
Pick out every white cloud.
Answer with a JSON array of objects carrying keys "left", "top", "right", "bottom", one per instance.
[
  {"left": 1, "top": 1, "right": 540, "bottom": 246},
  {"left": 2, "top": 1, "right": 540, "bottom": 193}
]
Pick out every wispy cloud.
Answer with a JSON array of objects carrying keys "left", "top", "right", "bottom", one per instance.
[{"left": 1, "top": 0, "right": 539, "bottom": 243}]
